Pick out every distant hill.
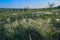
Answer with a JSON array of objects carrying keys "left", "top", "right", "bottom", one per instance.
[{"left": 54, "top": 5, "right": 60, "bottom": 9}]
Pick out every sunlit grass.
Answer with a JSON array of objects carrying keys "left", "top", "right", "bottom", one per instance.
[{"left": 0, "top": 12, "right": 60, "bottom": 40}]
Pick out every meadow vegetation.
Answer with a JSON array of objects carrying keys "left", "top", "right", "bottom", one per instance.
[{"left": 0, "top": 6, "right": 60, "bottom": 40}]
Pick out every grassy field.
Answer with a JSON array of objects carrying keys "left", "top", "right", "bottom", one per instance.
[{"left": 0, "top": 9, "right": 60, "bottom": 40}]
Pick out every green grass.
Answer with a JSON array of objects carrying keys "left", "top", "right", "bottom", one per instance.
[{"left": 0, "top": 11, "right": 60, "bottom": 40}]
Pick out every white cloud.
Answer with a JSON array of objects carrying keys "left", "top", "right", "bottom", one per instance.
[{"left": 55, "top": 1, "right": 60, "bottom": 6}]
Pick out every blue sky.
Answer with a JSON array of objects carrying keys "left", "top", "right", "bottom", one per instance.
[{"left": 0, "top": 0, "right": 60, "bottom": 8}]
